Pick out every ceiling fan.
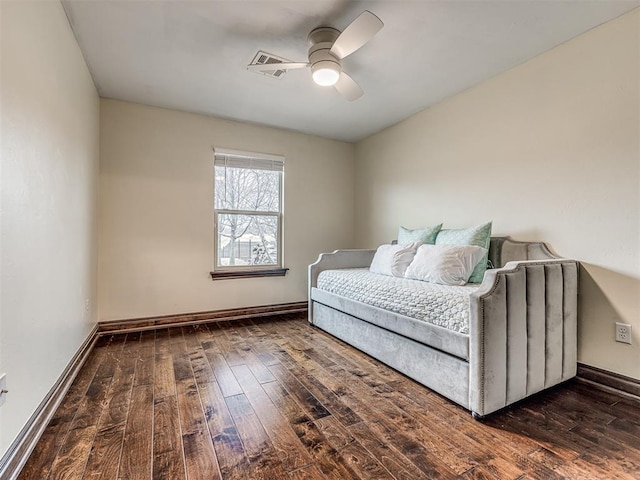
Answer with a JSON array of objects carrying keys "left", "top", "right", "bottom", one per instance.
[{"left": 247, "top": 11, "right": 383, "bottom": 101}]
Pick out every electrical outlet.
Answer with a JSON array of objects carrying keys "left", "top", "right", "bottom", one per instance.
[
  {"left": 615, "top": 322, "right": 632, "bottom": 344},
  {"left": 0, "top": 373, "right": 7, "bottom": 407}
]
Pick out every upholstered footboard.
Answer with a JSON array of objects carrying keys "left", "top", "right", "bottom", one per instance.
[{"left": 468, "top": 259, "right": 578, "bottom": 417}]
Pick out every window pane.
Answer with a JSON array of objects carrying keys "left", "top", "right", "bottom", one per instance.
[
  {"left": 217, "top": 213, "right": 278, "bottom": 267},
  {"left": 215, "top": 166, "right": 281, "bottom": 212}
]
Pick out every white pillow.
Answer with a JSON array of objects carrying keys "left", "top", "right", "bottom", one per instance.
[
  {"left": 404, "top": 244, "right": 488, "bottom": 285},
  {"left": 369, "top": 242, "right": 421, "bottom": 277}
]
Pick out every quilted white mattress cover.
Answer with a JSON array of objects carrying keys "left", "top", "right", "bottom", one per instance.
[{"left": 316, "top": 268, "right": 481, "bottom": 334}]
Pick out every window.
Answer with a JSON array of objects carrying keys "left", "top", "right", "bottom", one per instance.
[{"left": 212, "top": 148, "right": 285, "bottom": 279}]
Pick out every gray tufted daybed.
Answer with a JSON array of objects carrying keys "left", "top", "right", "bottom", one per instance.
[{"left": 308, "top": 237, "right": 578, "bottom": 418}]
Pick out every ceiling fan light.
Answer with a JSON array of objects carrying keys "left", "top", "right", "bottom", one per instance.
[{"left": 311, "top": 61, "right": 340, "bottom": 86}]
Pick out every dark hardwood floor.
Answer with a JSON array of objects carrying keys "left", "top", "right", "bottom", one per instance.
[{"left": 18, "top": 314, "right": 640, "bottom": 479}]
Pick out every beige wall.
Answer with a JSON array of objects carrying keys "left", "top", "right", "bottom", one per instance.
[
  {"left": 0, "top": 0, "right": 99, "bottom": 456},
  {"left": 98, "top": 99, "right": 354, "bottom": 321},
  {"left": 355, "top": 10, "right": 640, "bottom": 379}
]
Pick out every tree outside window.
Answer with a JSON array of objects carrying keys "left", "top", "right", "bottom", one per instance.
[{"left": 213, "top": 149, "right": 283, "bottom": 270}]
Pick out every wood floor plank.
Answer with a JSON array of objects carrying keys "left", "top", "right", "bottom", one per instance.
[
  {"left": 267, "top": 364, "right": 331, "bottom": 421},
  {"left": 155, "top": 327, "right": 170, "bottom": 342},
  {"left": 246, "top": 353, "right": 278, "bottom": 384},
  {"left": 504, "top": 404, "right": 599, "bottom": 459},
  {"left": 82, "top": 424, "right": 126, "bottom": 480},
  {"left": 226, "top": 321, "right": 277, "bottom": 383},
  {"left": 272, "top": 351, "right": 362, "bottom": 427},
  {"left": 97, "top": 339, "right": 137, "bottom": 428},
  {"left": 197, "top": 381, "right": 251, "bottom": 480},
  {"left": 202, "top": 342, "right": 244, "bottom": 398},
  {"left": 213, "top": 323, "right": 248, "bottom": 367},
  {"left": 211, "top": 352, "right": 242, "bottom": 397},
  {"left": 384, "top": 378, "right": 560, "bottom": 474},
  {"left": 231, "top": 365, "right": 314, "bottom": 472},
  {"left": 19, "top": 315, "right": 640, "bottom": 480},
  {"left": 567, "top": 424, "right": 640, "bottom": 477},
  {"left": 458, "top": 465, "right": 498, "bottom": 480},
  {"left": 70, "top": 376, "right": 113, "bottom": 430},
  {"left": 189, "top": 331, "right": 248, "bottom": 478},
  {"left": 454, "top": 419, "right": 563, "bottom": 480},
  {"left": 288, "top": 464, "right": 326, "bottom": 480},
  {"left": 601, "top": 416, "right": 640, "bottom": 449},
  {"left": 82, "top": 341, "right": 137, "bottom": 479},
  {"left": 240, "top": 326, "right": 285, "bottom": 368},
  {"left": 118, "top": 385, "right": 154, "bottom": 480},
  {"left": 173, "top": 331, "right": 222, "bottom": 480},
  {"left": 154, "top": 351, "right": 177, "bottom": 400},
  {"left": 347, "top": 421, "right": 433, "bottom": 480},
  {"left": 186, "top": 333, "right": 218, "bottom": 387},
  {"left": 609, "top": 397, "right": 640, "bottom": 425},
  {"left": 47, "top": 425, "right": 98, "bottom": 480},
  {"left": 153, "top": 395, "right": 186, "bottom": 480},
  {"left": 133, "top": 330, "right": 155, "bottom": 387},
  {"left": 225, "top": 393, "right": 289, "bottom": 479},
  {"left": 107, "top": 332, "right": 156, "bottom": 480},
  {"left": 262, "top": 381, "right": 359, "bottom": 480},
  {"left": 314, "top": 416, "right": 395, "bottom": 480},
  {"left": 562, "top": 453, "right": 637, "bottom": 480},
  {"left": 254, "top": 349, "right": 281, "bottom": 367},
  {"left": 496, "top": 405, "right": 637, "bottom": 479}
]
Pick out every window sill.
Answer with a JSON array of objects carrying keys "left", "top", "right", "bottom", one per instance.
[{"left": 210, "top": 268, "right": 289, "bottom": 281}]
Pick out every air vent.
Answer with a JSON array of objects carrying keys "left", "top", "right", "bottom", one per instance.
[{"left": 249, "top": 51, "right": 290, "bottom": 79}]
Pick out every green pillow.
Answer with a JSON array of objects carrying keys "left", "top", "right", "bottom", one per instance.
[
  {"left": 397, "top": 224, "right": 443, "bottom": 245},
  {"left": 436, "top": 222, "right": 492, "bottom": 283}
]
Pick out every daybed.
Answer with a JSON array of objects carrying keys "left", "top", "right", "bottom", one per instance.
[{"left": 308, "top": 237, "right": 578, "bottom": 418}]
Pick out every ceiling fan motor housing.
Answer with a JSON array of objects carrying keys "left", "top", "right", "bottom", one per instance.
[
  {"left": 307, "top": 27, "right": 342, "bottom": 74},
  {"left": 307, "top": 27, "right": 340, "bottom": 47}
]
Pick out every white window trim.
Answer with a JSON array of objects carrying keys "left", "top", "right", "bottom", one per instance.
[{"left": 212, "top": 148, "right": 285, "bottom": 275}]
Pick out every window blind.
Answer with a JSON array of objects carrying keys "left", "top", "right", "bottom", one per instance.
[{"left": 214, "top": 149, "right": 284, "bottom": 172}]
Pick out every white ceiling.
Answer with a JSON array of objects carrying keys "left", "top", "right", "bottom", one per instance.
[{"left": 62, "top": 0, "right": 638, "bottom": 143}]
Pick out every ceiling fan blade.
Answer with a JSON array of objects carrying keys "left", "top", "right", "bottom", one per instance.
[
  {"left": 334, "top": 72, "right": 363, "bottom": 101},
  {"left": 246, "top": 62, "right": 309, "bottom": 72},
  {"left": 330, "top": 11, "right": 383, "bottom": 60}
]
